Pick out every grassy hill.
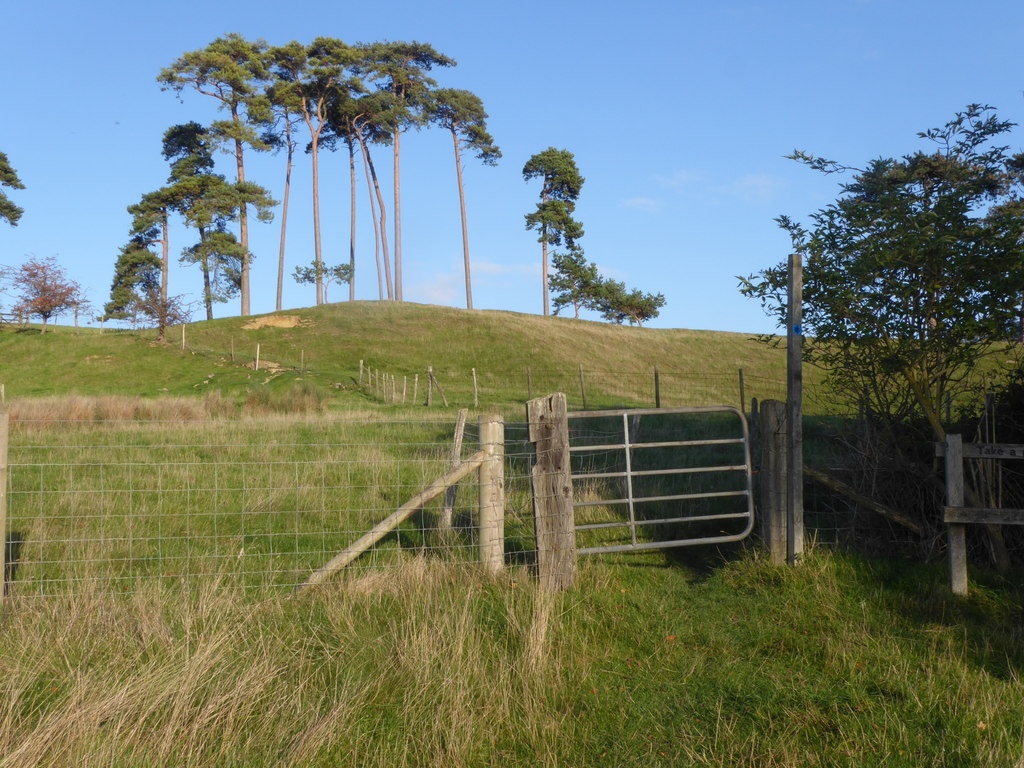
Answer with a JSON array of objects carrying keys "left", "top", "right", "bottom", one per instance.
[
  {"left": 6, "top": 304, "right": 1023, "bottom": 766},
  {"left": 0, "top": 302, "right": 811, "bottom": 413}
]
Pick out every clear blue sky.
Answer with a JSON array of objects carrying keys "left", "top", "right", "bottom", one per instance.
[{"left": 2, "top": 0, "right": 1023, "bottom": 332}]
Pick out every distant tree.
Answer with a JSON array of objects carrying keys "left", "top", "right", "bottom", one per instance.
[
  {"left": 549, "top": 249, "right": 601, "bottom": 319},
  {"left": 262, "top": 77, "right": 305, "bottom": 311},
  {"left": 161, "top": 122, "right": 274, "bottom": 319},
  {"left": 159, "top": 34, "right": 272, "bottom": 316},
  {"left": 597, "top": 279, "right": 665, "bottom": 328},
  {"left": 268, "top": 38, "right": 356, "bottom": 305},
  {"left": 126, "top": 186, "right": 177, "bottom": 314},
  {"left": 293, "top": 261, "right": 353, "bottom": 303},
  {"left": 9, "top": 256, "right": 83, "bottom": 333},
  {"left": 359, "top": 41, "right": 456, "bottom": 301},
  {"left": 523, "top": 148, "right": 585, "bottom": 316},
  {"left": 104, "top": 240, "right": 187, "bottom": 338},
  {"left": 0, "top": 151, "right": 25, "bottom": 226},
  {"left": 428, "top": 88, "right": 501, "bottom": 310},
  {"left": 104, "top": 239, "right": 161, "bottom": 321},
  {"left": 347, "top": 91, "right": 396, "bottom": 300}
]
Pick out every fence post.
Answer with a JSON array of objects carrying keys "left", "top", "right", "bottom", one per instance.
[
  {"left": 478, "top": 414, "right": 505, "bottom": 573},
  {"left": 427, "top": 367, "right": 434, "bottom": 407},
  {"left": 0, "top": 412, "right": 7, "bottom": 601},
  {"left": 441, "top": 409, "right": 468, "bottom": 533},
  {"left": 527, "top": 393, "right": 577, "bottom": 590},
  {"left": 654, "top": 367, "right": 661, "bottom": 408},
  {"left": 738, "top": 368, "right": 745, "bottom": 414},
  {"left": 945, "top": 433, "right": 968, "bottom": 595},
  {"left": 578, "top": 364, "right": 587, "bottom": 410},
  {"left": 760, "top": 400, "right": 787, "bottom": 566},
  {"left": 787, "top": 251, "right": 805, "bottom": 565}
]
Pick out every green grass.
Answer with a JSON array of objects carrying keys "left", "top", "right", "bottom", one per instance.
[
  {"left": 2, "top": 550, "right": 1023, "bottom": 766},
  {"left": 4, "top": 305, "right": 1024, "bottom": 765},
  {"left": 0, "top": 302, "right": 807, "bottom": 413}
]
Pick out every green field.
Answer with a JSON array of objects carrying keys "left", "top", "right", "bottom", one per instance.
[
  {"left": 2, "top": 304, "right": 1023, "bottom": 767},
  {"left": 0, "top": 302, "right": 807, "bottom": 412}
]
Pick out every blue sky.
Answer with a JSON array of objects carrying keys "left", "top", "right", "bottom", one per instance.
[{"left": 2, "top": 0, "right": 1023, "bottom": 332}]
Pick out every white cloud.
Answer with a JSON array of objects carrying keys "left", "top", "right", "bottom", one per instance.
[
  {"left": 474, "top": 260, "right": 538, "bottom": 277},
  {"left": 413, "top": 273, "right": 460, "bottom": 304},
  {"left": 622, "top": 196, "right": 662, "bottom": 212},
  {"left": 656, "top": 169, "right": 701, "bottom": 187},
  {"left": 720, "top": 173, "right": 786, "bottom": 203}
]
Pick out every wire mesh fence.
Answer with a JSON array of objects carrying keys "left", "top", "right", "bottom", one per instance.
[{"left": 4, "top": 415, "right": 539, "bottom": 597}]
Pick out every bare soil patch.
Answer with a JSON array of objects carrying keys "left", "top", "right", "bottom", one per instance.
[{"left": 241, "top": 315, "right": 303, "bottom": 330}]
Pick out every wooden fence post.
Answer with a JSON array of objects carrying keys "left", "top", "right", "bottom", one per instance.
[
  {"left": 945, "top": 433, "right": 968, "bottom": 595},
  {"left": 478, "top": 414, "right": 505, "bottom": 573},
  {"left": 0, "top": 412, "right": 7, "bottom": 602},
  {"left": 578, "top": 365, "right": 587, "bottom": 410},
  {"left": 472, "top": 368, "right": 479, "bottom": 409},
  {"left": 738, "top": 368, "right": 745, "bottom": 414},
  {"left": 787, "top": 251, "right": 805, "bottom": 565},
  {"left": 527, "top": 393, "right": 577, "bottom": 590},
  {"left": 441, "top": 409, "right": 468, "bottom": 533},
  {"left": 654, "top": 367, "right": 662, "bottom": 408},
  {"left": 760, "top": 400, "right": 787, "bottom": 566},
  {"left": 427, "top": 367, "right": 434, "bottom": 407}
]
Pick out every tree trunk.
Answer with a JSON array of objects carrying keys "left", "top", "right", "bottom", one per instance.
[
  {"left": 304, "top": 102, "right": 325, "bottom": 306},
  {"left": 348, "top": 138, "right": 357, "bottom": 302},
  {"left": 354, "top": 132, "right": 382, "bottom": 301},
  {"left": 199, "top": 224, "right": 213, "bottom": 321},
  {"left": 451, "top": 128, "right": 473, "bottom": 311},
  {"left": 541, "top": 190, "right": 549, "bottom": 316},
  {"left": 160, "top": 211, "right": 169, "bottom": 308},
  {"left": 393, "top": 127, "right": 402, "bottom": 302},
  {"left": 542, "top": 239, "right": 549, "bottom": 317},
  {"left": 231, "top": 106, "right": 250, "bottom": 316},
  {"left": 359, "top": 131, "right": 392, "bottom": 300},
  {"left": 276, "top": 122, "right": 294, "bottom": 313}
]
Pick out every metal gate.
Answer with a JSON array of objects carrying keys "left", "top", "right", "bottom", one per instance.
[{"left": 567, "top": 406, "right": 754, "bottom": 554}]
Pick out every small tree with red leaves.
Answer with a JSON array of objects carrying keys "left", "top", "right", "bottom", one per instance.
[{"left": 8, "top": 257, "right": 83, "bottom": 333}]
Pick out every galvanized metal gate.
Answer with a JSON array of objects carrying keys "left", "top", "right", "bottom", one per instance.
[{"left": 567, "top": 406, "right": 754, "bottom": 554}]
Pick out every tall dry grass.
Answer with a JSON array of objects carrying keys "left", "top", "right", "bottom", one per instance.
[
  {"left": 7, "top": 393, "right": 234, "bottom": 423},
  {"left": 0, "top": 559, "right": 563, "bottom": 768}
]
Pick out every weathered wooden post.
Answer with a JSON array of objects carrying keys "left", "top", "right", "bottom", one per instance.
[
  {"left": 760, "top": 400, "right": 787, "bottom": 565},
  {"left": 945, "top": 433, "right": 968, "bottom": 596},
  {"left": 478, "top": 414, "right": 505, "bottom": 573},
  {"left": 578, "top": 365, "right": 587, "bottom": 410},
  {"left": 427, "top": 367, "right": 434, "bottom": 407},
  {"left": 441, "top": 409, "right": 469, "bottom": 533},
  {"left": 787, "top": 251, "right": 805, "bottom": 564},
  {"left": 0, "top": 412, "right": 7, "bottom": 601},
  {"left": 527, "top": 393, "right": 577, "bottom": 590},
  {"left": 738, "top": 368, "right": 745, "bottom": 414},
  {"left": 654, "top": 367, "right": 662, "bottom": 408}
]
